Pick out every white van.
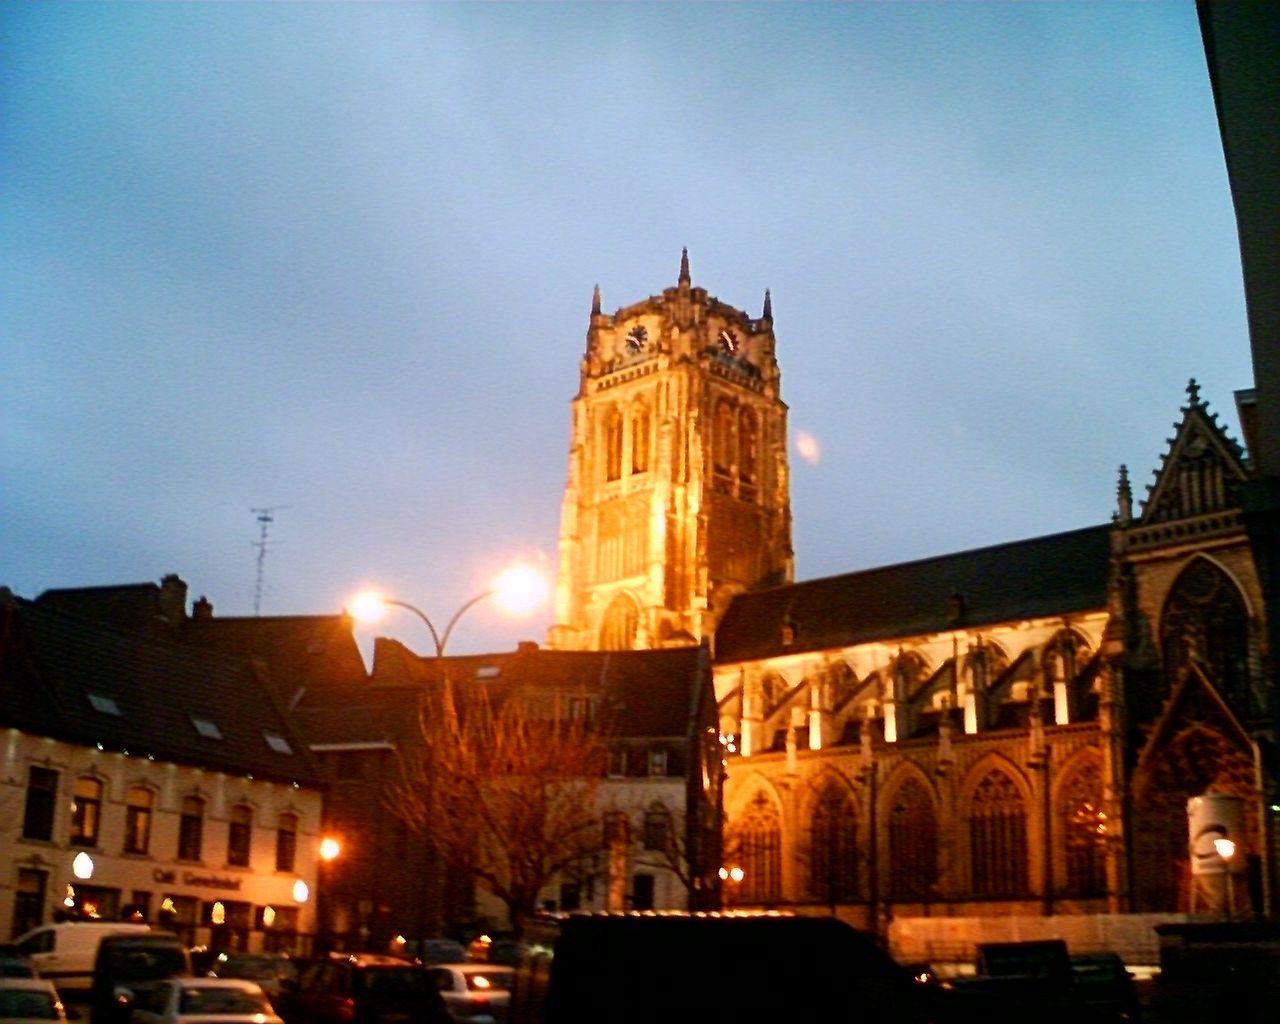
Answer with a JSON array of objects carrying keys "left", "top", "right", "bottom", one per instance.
[{"left": 12, "top": 921, "right": 153, "bottom": 999}]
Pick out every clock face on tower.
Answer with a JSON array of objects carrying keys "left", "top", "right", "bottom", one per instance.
[
  {"left": 625, "top": 324, "right": 648, "bottom": 353},
  {"left": 718, "top": 328, "right": 739, "bottom": 354}
]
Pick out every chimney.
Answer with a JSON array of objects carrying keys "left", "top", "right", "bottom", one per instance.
[
  {"left": 158, "top": 574, "right": 188, "bottom": 626},
  {"left": 192, "top": 596, "right": 214, "bottom": 620}
]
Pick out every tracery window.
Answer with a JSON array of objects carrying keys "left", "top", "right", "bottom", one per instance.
[
  {"left": 888, "top": 777, "right": 939, "bottom": 899},
  {"left": 809, "top": 781, "right": 859, "bottom": 903},
  {"left": 968, "top": 769, "right": 1027, "bottom": 896},
  {"left": 600, "top": 593, "right": 639, "bottom": 651},
  {"left": 630, "top": 402, "right": 651, "bottom": 474},
  {"left": 713, "top": 400, "right": 735, "bottom": 489},
  {"left": 604, "top": 407, "right": 623, "bottom": 482},
  {"left": 597, "top": 505, "right": 624, "bottom": 582},
  {"left": 730, "top": 790, "right": 782, "bottom": 904},
  {"left": 739, "top": 408, "right": 758, "bottom": 493},
  {"left": 1060, "top": 760, "right": 1107, "bottom": 896},
  {"left": 1161, "top": 559, "right": 1251, "bottom": 715}
]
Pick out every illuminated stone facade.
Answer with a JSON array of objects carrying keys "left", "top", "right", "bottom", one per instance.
[{"left": 547, "top": 249, "right": 793, "bottom": 652}]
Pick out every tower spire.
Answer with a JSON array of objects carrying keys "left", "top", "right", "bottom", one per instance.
[
  {"left": 679, "top": 247, "right": 690, "bottom": 285},
  {"left": 591, "top": 283, "right": 602, "bottom": 316},
  {"left": 763, "top": 289, "right": 772, "bottom": 321}
]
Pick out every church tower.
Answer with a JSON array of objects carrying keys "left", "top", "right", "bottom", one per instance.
[{"left": 547, "top": 250, "right": 794, "bottom": 651}]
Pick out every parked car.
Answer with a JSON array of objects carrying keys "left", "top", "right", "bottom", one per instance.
[
  {"left": 90, "top": 932, "right": 192, "bottom": 1024},
  {"left": 128, "top": 976, "right": 282, "bottom": 1024},
  {"left": 12, "top": 922, "right": 154, "bottom": 1002},
  {"left": 1069, "top": 952, "right": 1141, "bottom": 1023},
  {"left": 0, "top": 977, "right": 71, "bottom": 1024},
  {"left": 274, "top": 953, "right": 450, "bottom": 1024},
  {"left": 403, "top": 941, "right": 467, "bottom": 967},
  {"left": 0, "top": 954, "right": 38, "bottom": 980},
  {"left": 207, "top": 953, "right": 297, "bottom": 1005},
  {"left": 425, "top": 963, "right": 513, "bottom": 1024}
]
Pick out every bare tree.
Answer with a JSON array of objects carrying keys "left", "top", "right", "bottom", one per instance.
[{"left": 389, "top": 677, "right": 610, "bottom": 937}]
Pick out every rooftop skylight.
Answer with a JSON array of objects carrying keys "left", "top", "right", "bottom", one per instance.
[
  {"left": 87, "top": 693, "right": 122, "bottom": 716},
  {"left": 191, "top": 716, "right": 223, "bottom": 740}
]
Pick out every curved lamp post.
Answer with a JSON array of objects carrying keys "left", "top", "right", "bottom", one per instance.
[
  {"left": 350, "top": 563, "right": 549, "bottom": 657},
  {"left": 347, "top": 563, "right": 549, "bottom": 950}
]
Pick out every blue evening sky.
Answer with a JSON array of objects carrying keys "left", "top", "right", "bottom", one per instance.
[{"left": 2, "top": 1, "right": 1254, "bottom": 658}]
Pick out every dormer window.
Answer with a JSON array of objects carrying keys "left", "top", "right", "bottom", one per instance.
[
  {"left": 191, "top": 717, "right": 223, "bottom": 740},
  {"left": 87, "top": 694, "right": 122, "bottom": 716},
  {"left": 264, "top": 732, "right": 292, "bottom": 755}
]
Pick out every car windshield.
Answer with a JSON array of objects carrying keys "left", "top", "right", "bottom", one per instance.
[
  {"left": 179, "top": 987, "right": 273, "bottom": 1015},
  {"left": 0, "top": 989, "right": 59, "bottom": 1020}
]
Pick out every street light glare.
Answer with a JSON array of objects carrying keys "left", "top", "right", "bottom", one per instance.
[
  {"left": 492, "top": 563, "right": 550, "bottom": 614},
  {"left": 348, "top": 591, "right": 388, "bottom": 625}
]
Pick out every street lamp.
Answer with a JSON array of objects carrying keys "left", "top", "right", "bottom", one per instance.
[
  {"left": 1214, "top": 837, "right": 1237, "bottom": 920},
  {"left": 350, "top": 563, "right": 549, "bottom": 658},
  {"left": 319, "top": 837, "right": 341, "bottom": 951},
  {"left": 347, "top": 564, "right": 550, "bottom": 951}
]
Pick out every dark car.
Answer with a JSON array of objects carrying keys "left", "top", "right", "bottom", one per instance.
[
  {"left": 1069, "top": 952, "right": 1141, "bottom": 1023},
  {"left": 274, "top": 953, "right": 450, "bottom": 1024},
  {"left": 509, "top": 911, "right": 997, "bottom": 1024},
  {"left": 207, "top": 952, "right": 298, "bottom": 1006},
  {"left": 90, "top": 932, "right": 192, "bottom": 1024}
]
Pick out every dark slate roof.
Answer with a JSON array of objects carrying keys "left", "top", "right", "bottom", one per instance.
[
  {"left": 290, "top": 681, "right": 427, "bottom": 749},
  {"left": 497, "top": 646, "right": 707, "bottom": 738},
  {"left": 180, "top": 614, "right": 369, "bottom": 696},
  {"left": 349, "top": 640, "right": 708, "bottom": 741},
  {"left": 0, "top": 594, "right": 322, "bottom": 786},
  {"left": 714, "top": 524, "right": 1113, "bottom": 664}
]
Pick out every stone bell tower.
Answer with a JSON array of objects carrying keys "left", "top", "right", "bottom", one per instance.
[{"left": 547, "top": 250, "right": 794, "bottom": 651}]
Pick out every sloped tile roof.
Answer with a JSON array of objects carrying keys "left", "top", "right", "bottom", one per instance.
[
  {"left": 0, "top": 595, "right": 322, "bottom": 786},
  {"left": 714, "top": 524, "right": 1112, "bottom": 663}
]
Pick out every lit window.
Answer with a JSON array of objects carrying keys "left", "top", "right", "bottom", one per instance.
[
  {"left": 125, "top": 787, "right": 154, "bottom": 854},
  {"left": 71, "top": 777, "right": 103, "bottom": 846}
]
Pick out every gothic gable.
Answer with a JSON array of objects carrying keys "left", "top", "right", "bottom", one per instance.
[{"left": 1138, "top": 378, "right": 1249, "bottom": 526}]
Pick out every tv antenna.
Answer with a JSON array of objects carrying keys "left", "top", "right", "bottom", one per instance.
[{"left": 251, "top": 505, "right": 290, "bottom": 615}]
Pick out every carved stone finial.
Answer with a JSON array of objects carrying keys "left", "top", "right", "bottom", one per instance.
[
  {"left": 762, "top": 288, "right": 772, "bottom": 320},
  {"left": 1187, "top": 377, "right": 1201, "bottom": 407},
  {"left": 1116, "top": 464, "right": 1132, "bottom": 524},
  {"left": 679, "top": 247, "right": 690, "bottom": 284},
  {"left": 591, "top": 283, "right": 601, "bottom": 316}
]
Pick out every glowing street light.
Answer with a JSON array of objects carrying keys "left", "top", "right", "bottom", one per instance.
[
  {"left": 1214, "top": 837, "right": 1237, "bottom": 920},
  {"left": 349, "top": 562, "right": 549, "bottom": 658}
]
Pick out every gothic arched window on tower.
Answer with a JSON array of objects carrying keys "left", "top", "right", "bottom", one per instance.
[
  {"left": 604, "top": 406, "right": 624, "bottom": 482},
  {"left": 1160, "top": 558, "right": 1252, "bottom": 716},
  {"left": 968, "top": 768, "right": 1028, "bottom": 896},
  {"left": 738, "top": 408, "right": 758, "bottom": 498},
  {"left": 597, "top": 504, "right": 624, "bottom": 582},
  {"left": 1060, "top": 759, "right": 1107, "bottom": 897},
  {"left": 600, "top": 592, "right": 639, "bottom": 651},
  {"left": 888, "top": 777, "right": 939, "bottom": 900},
  {"left": 809, "top": 781, "right": 859, "bottom": 903},
  {"left": 713, "top": 399, "right": 735, "bottom": 494},
  {"left": 630, "top": 402, "right": 651, "bottom": 474}
]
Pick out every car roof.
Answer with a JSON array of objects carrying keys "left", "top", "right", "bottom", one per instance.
[{"left": 0, "top": 977, "right": 59, "bottom": 993}]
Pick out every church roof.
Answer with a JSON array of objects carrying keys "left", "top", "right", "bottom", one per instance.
[
  {"left": 0, "top": 592, "right": 322, "bottom": 786},
  {"left": 714, "top": 524, "right": 1113, "bottom": 663}
]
